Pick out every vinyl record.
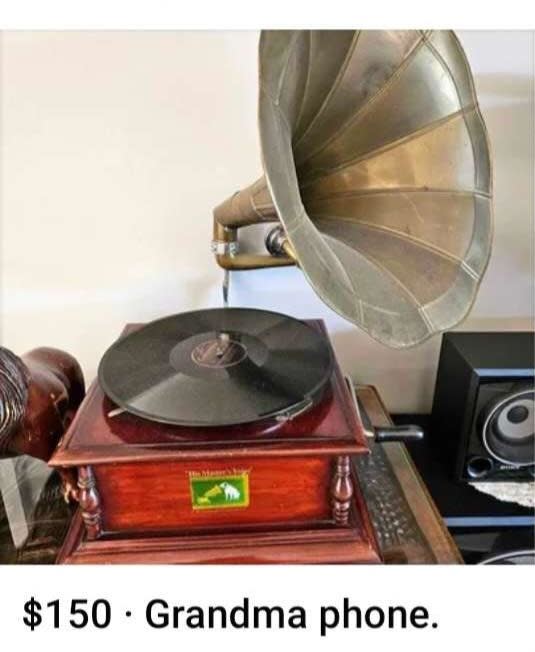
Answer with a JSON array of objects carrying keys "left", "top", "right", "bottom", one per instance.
[{"left": 98, "top": 308, "right": 333, "bottom": 426}]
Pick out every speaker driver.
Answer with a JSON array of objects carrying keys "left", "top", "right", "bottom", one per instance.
[{"left": 481, "top": 385, "right": 535, "bottom": 467}]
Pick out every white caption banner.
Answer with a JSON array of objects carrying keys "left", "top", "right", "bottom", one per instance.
[{"left": 0, "top": 565, "right": 533, "bottom": 651}]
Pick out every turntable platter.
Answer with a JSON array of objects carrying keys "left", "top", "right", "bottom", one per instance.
[{"left": 98, "top": 308, "right": 333, "bottom": 426}]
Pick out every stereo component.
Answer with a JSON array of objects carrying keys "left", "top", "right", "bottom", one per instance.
[{"left": 432, "top": 332, "right": 534, "bottom": 482}]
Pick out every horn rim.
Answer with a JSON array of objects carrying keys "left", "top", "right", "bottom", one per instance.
[{"left": 258, "top": 29, "right": 493, "bottom": 348}]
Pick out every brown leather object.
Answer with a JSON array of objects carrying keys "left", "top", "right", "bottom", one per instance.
[{"left": 0, "top": 346, "right": 85, "bottom": 462}]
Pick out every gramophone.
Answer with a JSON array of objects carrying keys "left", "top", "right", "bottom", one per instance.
[{"left": 48, "top": 30, "right": 492, "bottom": 564}]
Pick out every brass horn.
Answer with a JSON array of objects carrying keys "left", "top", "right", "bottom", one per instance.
[{"left": 213, "top": 31, "right": 493, "bottom": 348}]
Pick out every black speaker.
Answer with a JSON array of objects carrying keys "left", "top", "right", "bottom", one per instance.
[{"left": 432, "top": 332, "right": 534, "bottom": 481}]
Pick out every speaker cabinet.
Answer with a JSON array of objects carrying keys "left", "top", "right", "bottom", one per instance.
[{"left": 432, "top": 332, "right": 534, "bottom": 482}]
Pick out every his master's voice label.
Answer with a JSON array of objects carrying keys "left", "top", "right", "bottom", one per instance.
[{"left": 188, "top": 471, "right": 250, "bottom": 510}]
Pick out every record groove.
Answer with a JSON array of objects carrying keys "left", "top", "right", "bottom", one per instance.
[{"left": 98, "top": 308, "right": 333, "bottom": 426}]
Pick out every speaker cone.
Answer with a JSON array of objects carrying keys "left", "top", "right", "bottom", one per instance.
[{"left": 481, "top": 385, "right": 535, "bottom": 467}]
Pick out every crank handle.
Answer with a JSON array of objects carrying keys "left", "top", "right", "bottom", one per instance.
[{"left": 373, "top": 425, "right": 424, "bottom": 444}]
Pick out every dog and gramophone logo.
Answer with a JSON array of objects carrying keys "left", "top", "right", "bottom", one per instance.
[{"left": 188, "top": 469, "right": 250, "bottom": 510}]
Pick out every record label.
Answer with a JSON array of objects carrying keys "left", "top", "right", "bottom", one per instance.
[{"left": 190, "top": 338, "right": 247, "bottom": 369}]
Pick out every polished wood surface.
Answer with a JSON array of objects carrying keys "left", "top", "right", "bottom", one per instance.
[
  {"left": 94, "top": 456, "right": 332, "bottom": 534},
  {"left": 52, "top": 321, "right": 381, "bottom": 564},
  {"left": 0, "top": 346, "right": 84, "bottom": 463},
  {"left": 58, "top": 458, "right": 380, "bottom": 564},
  {"left": 58, "top": 458, "right": 380, "bottom": 563},
  {"left": 57, "top": 505, "right": 380, "bottom": 565}
]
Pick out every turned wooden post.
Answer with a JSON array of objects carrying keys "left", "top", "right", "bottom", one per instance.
[
  {"left": 77, "top": 465, "right": 102, "bottom": 540},
  {"left": 331, "top": 455, "right": 354, "bottom": 526}
]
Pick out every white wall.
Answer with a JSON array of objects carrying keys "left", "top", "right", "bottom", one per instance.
[{"left": 1, "top": 31, "right": 533, "bottom": 413}]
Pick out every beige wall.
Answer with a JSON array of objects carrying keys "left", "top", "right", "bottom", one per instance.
[{"left": 1, "top": 31, "right": 533, "bottom": 413}]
